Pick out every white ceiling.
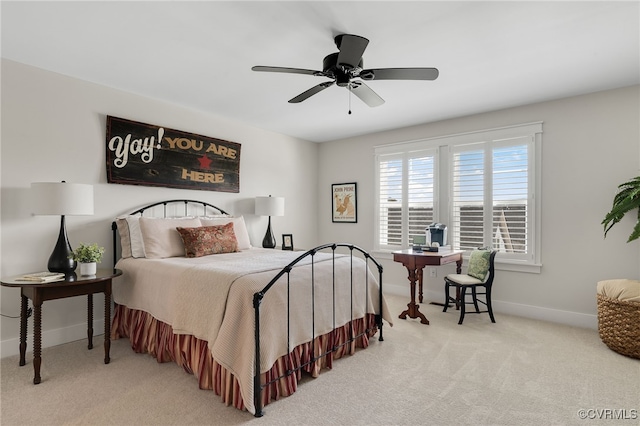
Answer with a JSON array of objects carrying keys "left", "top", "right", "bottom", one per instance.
[{"left": 2, "top": 1, "right": 639, "bottom": 143}]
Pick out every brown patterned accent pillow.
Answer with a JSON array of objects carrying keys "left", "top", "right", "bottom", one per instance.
[{"left": 176, "top": 223, "right": 239, "bottom": 258}]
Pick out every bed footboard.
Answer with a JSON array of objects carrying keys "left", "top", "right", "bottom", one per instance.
[{"left": 252, "top": 243, "right": 384, "bottom": 417}]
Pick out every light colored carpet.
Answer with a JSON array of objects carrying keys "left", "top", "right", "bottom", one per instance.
[{"left": 1, "top": 294, "right": 638, "bottom": 425}]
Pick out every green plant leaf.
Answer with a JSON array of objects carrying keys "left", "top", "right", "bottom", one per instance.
[
  {"left": 602, "top": 176, "right": 640, "bottom": 242},
  {"left": 628, "top": 209, "right": 640, "bottom": 243},
  {"left": 69, "top": 242, "right": 105, "bottom": 263}
]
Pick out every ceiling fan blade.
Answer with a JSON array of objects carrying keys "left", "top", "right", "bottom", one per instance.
[
  {"left": 288, "top": 81, "right": 335, "bottom": 103},
  {"left": 360, "top": 68, "right": 439, "bottom": 81},
  {"left": 335, "top": 34, "right": 369, "bottom": 69},
  {"left": 252, "top": 66, "right": 322, "bottom": 76},
  {"left": 349, "top": 82, "right": 384, "bottom": 107}
]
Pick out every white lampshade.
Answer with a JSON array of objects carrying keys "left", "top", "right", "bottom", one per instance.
[
  {"left": 31, "top": 182, "right": 94, "bottom": 216},
  {"left": 255, "top": 196, "right": 285, "bottom": 217}
]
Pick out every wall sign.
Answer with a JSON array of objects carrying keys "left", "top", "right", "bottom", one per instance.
[
  {"left": 332, "top": 182, "right": 357, "bottom": 223},
  {"left": 106, "top": 116, "right": 241, "bottom": 193}
]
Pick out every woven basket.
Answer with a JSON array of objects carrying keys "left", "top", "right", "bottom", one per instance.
[{"left": 597, "top": 293, "right": 640, "bottom": 359}]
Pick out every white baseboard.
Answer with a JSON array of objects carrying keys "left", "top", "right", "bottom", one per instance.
[
  {"left": 384, "top": 283, "right": 598, "bottom": 330},
  {"left": 1, "top": 319, "right": 105, "bottom": 359}
]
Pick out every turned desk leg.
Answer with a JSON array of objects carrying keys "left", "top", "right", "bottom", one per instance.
[
  {"left": 104, "top": 282, "right": 111, "bottom": 364},
  {"left": 19, "top": 294, "right": 27, "bottom": 367},
  {"left": 417, "top": 268, "right": 424, "bottom": 303},
  {"left": 32, "top": 302, "right": 42, "bottom": 384},
  {"left": 399, "top": 267, "right": 429, "bottom": 325},
  {"left": 87, "top": 294, "right": 93, "bottom": 350}
]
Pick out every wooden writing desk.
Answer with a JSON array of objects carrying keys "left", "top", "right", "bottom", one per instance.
[{"left": 393, "top": 249, "right": 464, "bottom": 325}]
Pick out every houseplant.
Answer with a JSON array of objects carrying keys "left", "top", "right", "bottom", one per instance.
[
  {"left": 601, "top": 175, "right": 640, "bottom": 242},
  {"left": 69, "top": 242, "right": 105, "bottom": 276},
  {"left": 599, "top": 176, "right": 640, "bottom": 358}
]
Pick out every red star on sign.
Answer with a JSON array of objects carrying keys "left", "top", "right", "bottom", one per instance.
[{"left": 197, "top": 154, "right": 212, "bottom": 169}]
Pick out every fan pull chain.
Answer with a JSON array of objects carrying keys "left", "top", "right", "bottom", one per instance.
[{"left": 348, "top": 85, "right": 352, "bottom": 115}]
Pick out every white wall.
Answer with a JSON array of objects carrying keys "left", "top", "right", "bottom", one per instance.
[
  {"left": 318, "top": 85, "right": 640, "bottom": 328},
  {"left": 0, "top": 59, "right": 319, "bottom": 356}
]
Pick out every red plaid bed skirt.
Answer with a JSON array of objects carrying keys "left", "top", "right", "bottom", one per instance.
[{"left": 111, "top": 304, "right": 378, "bottom": 412}]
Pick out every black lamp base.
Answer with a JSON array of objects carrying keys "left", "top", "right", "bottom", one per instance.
[
  {"left": 48, "top": 215, "right": 77, "bottom": 274},
  {"left": 262, "top": 216, "right": 276, "bottom": 249}
]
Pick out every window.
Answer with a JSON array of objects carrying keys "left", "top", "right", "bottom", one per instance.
[
  {"left": 451, "top": 137, "right": 532, "bottom": 262},
  {"left": 375, "top": 123, "right": 542, "bottom": 271},
  {"left": 376, "top": 147, "right": 437, "bottom": 250}
]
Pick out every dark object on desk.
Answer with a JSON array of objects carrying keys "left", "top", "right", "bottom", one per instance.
[
  {"left": 412, "top": 245, "right": 438, "bottom": 252},
  {"left": 427, "top": 222, "right": 447, "bottom": 246}
]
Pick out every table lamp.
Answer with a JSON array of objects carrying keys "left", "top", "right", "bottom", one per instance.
[
  {"left": 255, "top": 195, "right": 285, "bottom": 248},
  {"left": 31, "top": 181, "right": 94, "bottom": 274}
]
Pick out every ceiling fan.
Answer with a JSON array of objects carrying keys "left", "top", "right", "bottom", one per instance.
[{"left": 252, "top": 34, "right": 439, "bottom": 108}]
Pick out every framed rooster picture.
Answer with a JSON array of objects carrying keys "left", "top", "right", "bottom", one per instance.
[{"left": 332, "top": 182, "right": 357, "bottom": 223}]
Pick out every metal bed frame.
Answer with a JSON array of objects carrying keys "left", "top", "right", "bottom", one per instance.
[{"left": 111, "top": 199, "right": 384, "bottom": 417}]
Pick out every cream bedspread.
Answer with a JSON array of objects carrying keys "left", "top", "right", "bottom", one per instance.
[{"left": 113, "top": 248, "right": 391, "bottom": 414}]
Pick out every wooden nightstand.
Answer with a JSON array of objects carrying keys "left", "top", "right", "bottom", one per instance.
[{"left": 1, "top": 268, "right": 122, "bottom": 384}]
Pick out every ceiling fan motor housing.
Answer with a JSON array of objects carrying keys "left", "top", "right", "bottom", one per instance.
[{"left": 323, "top": 52, "right": 363, "bottom": 86}]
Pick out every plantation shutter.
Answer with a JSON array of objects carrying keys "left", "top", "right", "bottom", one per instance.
[
  {"left": 452, "top": 144, "right": 485, "bottom": 250},
  {"left": 407, "top": 153, "right": 435, "bottom": 244},
  {"left": 451, "top": 137, "right": 531, "bottom": 257},
  {"left": 376, "top": 149, "right": 436, "bottom": 250},
  {"left": 492, "top": 138, "right": 530, "bottom": 255},
  {"left": 378, "top": 153, "right": 403, "bottom": 248}
]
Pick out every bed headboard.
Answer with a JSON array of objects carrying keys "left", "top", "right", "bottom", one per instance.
[{"left": 111, "top": 199, "right": 230, "bottom": 266}]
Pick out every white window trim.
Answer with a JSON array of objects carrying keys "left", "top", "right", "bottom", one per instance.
[{"left": 374, "top": 122, "right": 543, "bottom": 274}]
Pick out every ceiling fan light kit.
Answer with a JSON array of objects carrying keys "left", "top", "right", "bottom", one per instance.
[{"left": 252, "top": 34, "right": 439, "bottom": 109}]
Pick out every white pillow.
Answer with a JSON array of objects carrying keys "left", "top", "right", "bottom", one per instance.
[
  {"left": 139, "top": 217, "right": 202, "bottom": 258},
  {"left": 114, "top": 216, "right": 146, "bottom": 258},
  {"left": 199, "top": 214, "right": 231, "bottom": 219},
  {"left": 115, "top": 217, "right": 132, "bottom": 258},
  {"left": 199, "top": 216, "right": 251, "bottom": 250},
  {"left": 125, "top": 216, "right": 146, "bottom": 258}
]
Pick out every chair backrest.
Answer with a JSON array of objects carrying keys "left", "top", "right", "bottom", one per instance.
[
  {"left": 467, "top": 248, "right": 498, "bottom": 285},
  {"left": 483, "top": 250, "right": 498, "bottom": 286}
]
